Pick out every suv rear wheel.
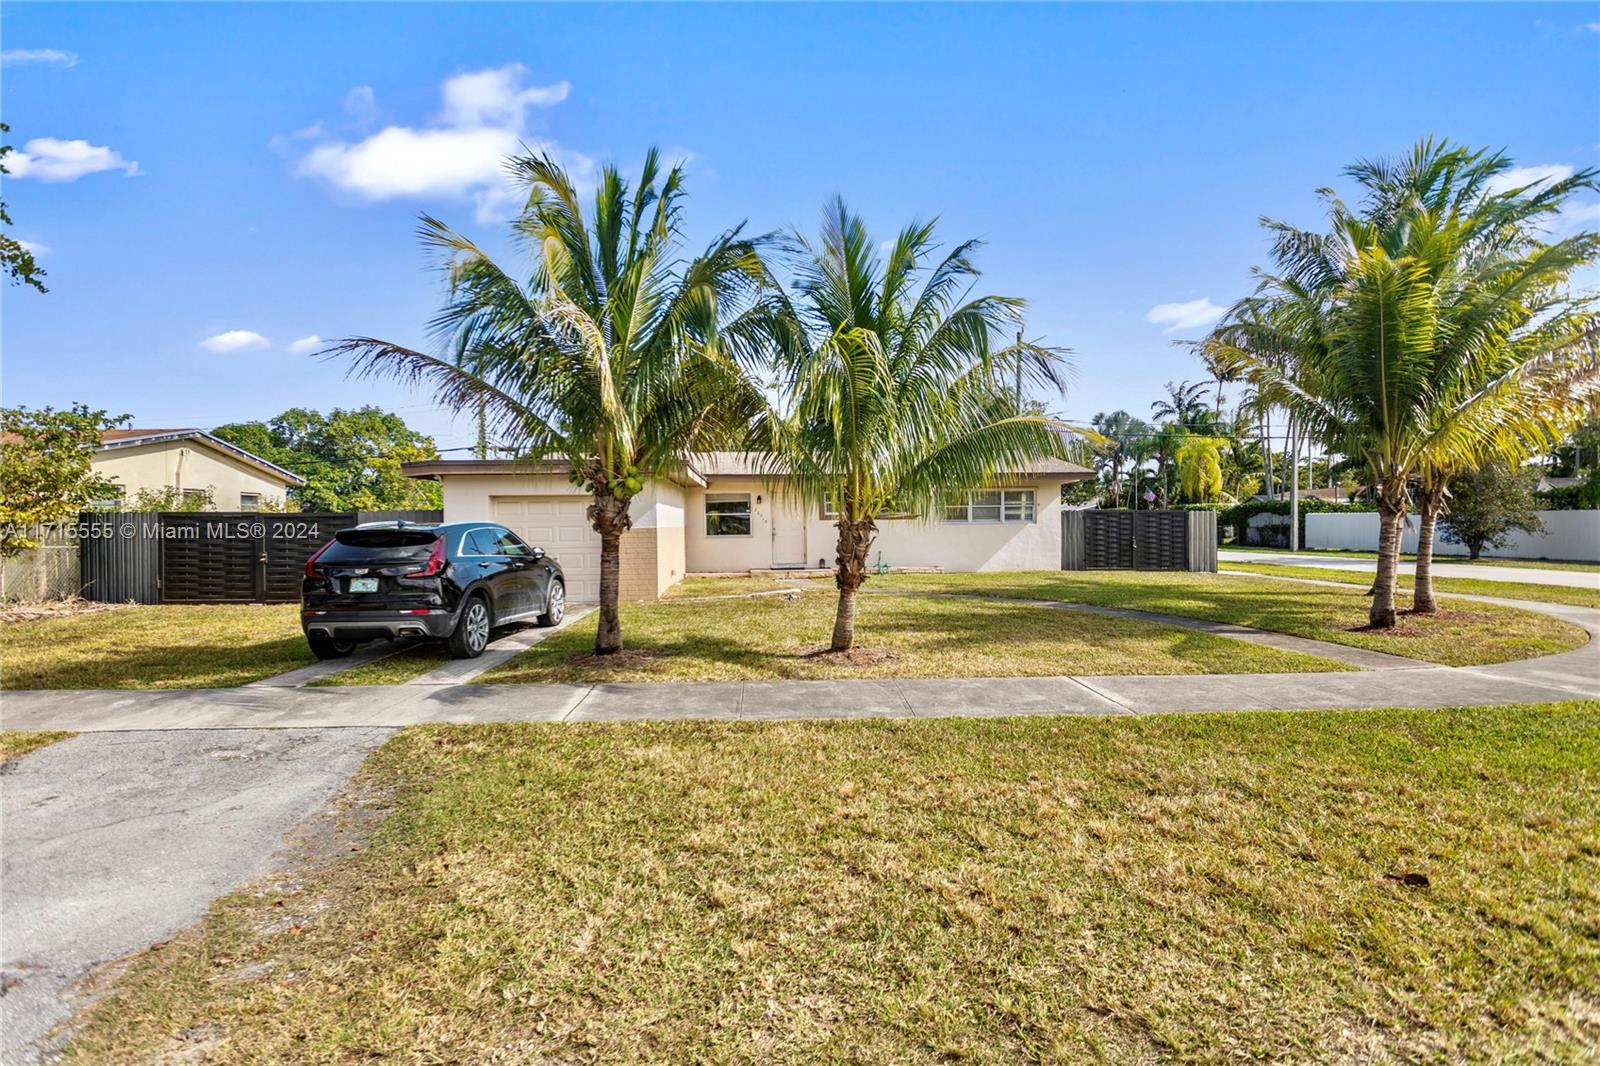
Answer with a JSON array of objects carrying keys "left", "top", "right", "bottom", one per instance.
[
  {"left": 308, "top": 634, "right": 356, "bottom": 660},
  {"left": 447, "top": 595, "right": 492, "bottom": 659}
]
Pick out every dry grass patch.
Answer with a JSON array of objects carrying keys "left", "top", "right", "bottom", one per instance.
[
  {"left": 61, "top": 702, "right": 1600, "bottom": 1063},
  {"left": 0, "top": 730, "right": 74, "bottom": 762},
  {"left": 0, "top": 604, "right": 311, "bottom": 689},
  {"left": 479, "top": 583, "right": 1346, "bottom": 684}
]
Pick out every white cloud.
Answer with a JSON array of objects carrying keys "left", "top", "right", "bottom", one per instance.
[
  {"left": 15, "top": 239, "right": 48, "bottom": 256},
  {"left": 287, "top": 335, "right": 324, "bottom": 355},
  {"left": 1, "top": 48, "right": 77, "bottom": 68},
  {"left": 438, "top": 65, "right": 569, "bottom": 128},
  {"left": 1486, "top": 163, "right": 1574, "bottom": 196},
  {"left": 199, "top": 330, "right": 270, "bottom": 354},
  {"left": 289, "top": 64, "right": 588, "bottom": 223},
  {"left": 1584, "top": 22, "right": 1600, "bottom": 32},
  {"left": 5, "top": 137, "right": 140, "bottom": 182},
  {"left": 1145, "top": 297, "right": 1226, "bottom": 334}
]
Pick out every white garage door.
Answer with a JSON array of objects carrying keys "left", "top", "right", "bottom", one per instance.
[{"left": 491, "top": 496, "right": 600, "bottom": 602}]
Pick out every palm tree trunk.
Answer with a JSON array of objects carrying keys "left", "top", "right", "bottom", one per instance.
[
  {"left": 587, "top": 489, "right": 633, "bottom": 655},
  {"left": 1412, "top": 480, "right": 1447, "bottom": 615},
  {"left": 1370, "top": 490, "right": 1404, "bottom": 629},
  {"left": 830, "top": 518, "right": 875, "bottom": 651}
]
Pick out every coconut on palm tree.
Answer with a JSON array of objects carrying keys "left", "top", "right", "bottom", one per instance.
[
  {"left": 1211, "top": 139, "right": 1600, "bottom": 627},
  {"left": 766, "top": 199, "right": 1079, "bottom": 651},
  {"left": 329, "top": 149, "right": 780, "bottom": 654}
]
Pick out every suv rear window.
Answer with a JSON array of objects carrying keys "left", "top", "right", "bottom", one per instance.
[{"left": 318, "top": 528, "right": 439, "bottom": 565}]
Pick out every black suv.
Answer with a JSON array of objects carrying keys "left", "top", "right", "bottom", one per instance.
[{"left": 301, "top": 521, "right": 567, "bottom": 660}]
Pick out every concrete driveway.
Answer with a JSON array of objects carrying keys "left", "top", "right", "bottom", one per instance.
[
  {"left": 0, "top": 727, "right": 391, "bottom": 1065},
  {"left": 1220, "top": 550, "right": 1599, "bottom": 589}
]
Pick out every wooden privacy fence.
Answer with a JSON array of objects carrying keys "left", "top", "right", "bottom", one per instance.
[
  {"left": 1061, "top": 509, "right": 1217, "bottom": 572},
  {"left": 75, "top": 510, "right": 442, "bottom": 604}
]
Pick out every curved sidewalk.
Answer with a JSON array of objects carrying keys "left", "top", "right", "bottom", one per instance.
[{"left": 3, "top": 587, "right": 1594, "bottom": 730}]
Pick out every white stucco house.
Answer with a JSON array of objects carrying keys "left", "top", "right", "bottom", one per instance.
[
  {"left": 402, "top": 452, "right": 1092, "bottom": 601},
  {"left": 94, "top": 428, "right": 305, "bottom": 510}
]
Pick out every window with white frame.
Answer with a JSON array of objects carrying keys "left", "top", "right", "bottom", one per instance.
[
  {"left": 705, "top": 493, "right": 752, "bottom": 536},
  {"left": 821, "top": 492, "right": 914, "bottom": 519},
  {"left": 942, "top": 489, "right": 1034, "bottom": 523},
  {"left": 239, "top": 493, "right": 261, "bottom": 511}
]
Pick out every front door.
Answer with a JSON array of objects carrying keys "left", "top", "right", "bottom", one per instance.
[{"left": 770, "top": 500, "right": 808, "bottom": 569}]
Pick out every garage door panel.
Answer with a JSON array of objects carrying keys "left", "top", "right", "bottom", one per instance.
[{"left": 491, "top": 495, "right": 600, "bottom": 602}]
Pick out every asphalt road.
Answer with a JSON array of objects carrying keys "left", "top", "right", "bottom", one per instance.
[{"left": 0, "top": 727, "right": 392, "bottom": 1065}]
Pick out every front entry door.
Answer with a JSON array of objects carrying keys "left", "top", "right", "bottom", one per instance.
[{"left": 770, "top": 501, "right": 808, "bottom": 569}]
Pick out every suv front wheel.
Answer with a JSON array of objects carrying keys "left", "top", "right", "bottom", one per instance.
[
  {"left": 447, "top": 595, "right": 492, "bottom": 659},
  {"left": 538, "top": 579, "right": 566, "bottom": 627}
]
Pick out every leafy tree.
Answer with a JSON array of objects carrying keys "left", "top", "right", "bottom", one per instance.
[
  {"left": 1211, "top": 140, "right": 1599, "bottom": 627},
  {"left": 0, "top": 124, "right": 47, "bottom": 293},
  {"left": 212, "top": 407, "right": 444, "bottom": 512},
  {"left": 1439, "top": 463, "right": 1546, "bottom": 560},
  {"left": 129, "top": 485, "right": 217, "bottom": 512},
  {"left": 0, "top": 404, "right": 125, "bottom": 555},
  {"left": 328, "top": 150, "right": 775, "bottom": 654},
  {"left": 768, "top": 200, "right": 1075, "bottom": 651}
]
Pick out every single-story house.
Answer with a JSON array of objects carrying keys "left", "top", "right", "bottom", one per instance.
[
  {"left": 94, "top": 428, "right": 305, "bottom": 511},
  {"left": 401, "top": 452, "right": 1092, "bottom": 601}
]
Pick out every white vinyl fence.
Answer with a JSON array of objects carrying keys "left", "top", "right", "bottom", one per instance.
[{"left": 1305, "top": 510, "right": 1600, "bottom": 562}]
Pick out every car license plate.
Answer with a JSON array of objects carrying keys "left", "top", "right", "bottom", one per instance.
[{"left": 349, "top": 577, "right": 379, "bottom": 593}]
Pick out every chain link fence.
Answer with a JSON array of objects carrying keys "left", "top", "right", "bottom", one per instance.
[{"left": 1, "top": 525, "right": 83, "bottom": 602}]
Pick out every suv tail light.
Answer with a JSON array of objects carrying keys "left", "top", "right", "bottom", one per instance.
[
  {"left": 404, "top": 537, "right": 446, "bottom": 577},
  {"left": 304, "top": 540, "right": 333, "bottom": 577}
]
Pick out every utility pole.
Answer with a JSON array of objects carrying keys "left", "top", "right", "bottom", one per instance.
[
  {"left": 1289, "top": 421, "right": 1301, "bottom": 552},
  {"left": 1014, "top": 330, "right": 1024, "bottom": 412}
]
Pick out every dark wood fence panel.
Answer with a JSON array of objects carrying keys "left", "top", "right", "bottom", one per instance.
[
  {"left": 79, "top": 510, "right": 442, "bottom": 604},
  {"left": 77, "top": 512, "right": 162, "bottom": 603},
  {"left": 1063, "top": 510, "right": 1218, "bottom": 572}
]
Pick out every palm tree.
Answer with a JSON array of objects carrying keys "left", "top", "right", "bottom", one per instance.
[
  {"left": 1211, "top": 139, "right": 1600, "bottom": 627},
  {"left": 1150, "top": 379, "right": 1210, "bottom": 428},
  {"left": 329, "top": 149, "right": 779, "bottom": 654},
  {"left": 1090, "top": 410, "right": 1148, "bottom": 507},
  {"left": 767, "top": 199, "right": 1077, "bottom": 651}
]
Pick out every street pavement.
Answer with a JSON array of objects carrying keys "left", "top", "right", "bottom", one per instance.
[{"left": 1220, "top": 550, "right": 1600, "bottom": 589}]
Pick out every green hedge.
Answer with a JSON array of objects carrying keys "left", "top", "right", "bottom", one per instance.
[
  {"left": 1218, "top": 498, "right": 1375, "bottom": 544},
  {"left": 1536, "top": 469, "right": 1600, "bottom": 510}
]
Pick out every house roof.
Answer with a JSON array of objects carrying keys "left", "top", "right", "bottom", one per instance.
[
  {"left": 402, "top": 451, "right": 1090, "bottom": 485},
  {"left": 683, "top": 451, "right": 1092, "bottom": 479},
  {"left": 95, "top": 428, "right": 307, "bottom": 487}
]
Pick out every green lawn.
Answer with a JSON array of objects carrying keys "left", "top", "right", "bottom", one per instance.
[
  {"left": 479, "top": 584, "right": 1347, "bottom": 684},
  {"left": 870, "top": 570, "right": 1586, "bottom": 667},
  {"left": 1223, "top": 545, "right": 1600, "bottom": 573},
  {"left": 0, "top": 605, "right": 311, "bottom": 689},
  {"left": 0, "top": 730, "right": 74, "bottom": 762},
  {"left": 1223, "top": 562, "right": 1600, "bottom": 609},
  {"left": 63, "top": 702, "right": 1600, "bottom": 1064}
]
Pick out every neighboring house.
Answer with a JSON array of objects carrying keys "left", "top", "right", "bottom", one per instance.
[
  {"left": 402, "top": 452, "right": 1092, "bottom": 601},
  {"left": 93, "top": 428, "right": 305, "bottom": 511}
]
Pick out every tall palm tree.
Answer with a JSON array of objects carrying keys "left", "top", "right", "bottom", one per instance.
[
  {"left": 328, "top": 149, "right": 779, "bottom": 654},
  {"left": 1090, "top": 410, "right": 1148, "bottom": 507},
  {"left": 767, "top": 199, "right": 1077, "bottom": 651},
  {"left": 1150, "top": 379, "right": 1211, "bottom": 428},
  {"left": 1211, "top": 139, "right": 1599, "bottom": 627}
]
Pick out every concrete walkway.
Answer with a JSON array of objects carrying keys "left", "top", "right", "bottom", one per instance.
[
  {"left": 0, "top": 727, "right": 392, "bottom": 1065},
  {"left": 1220, "top": 550, "right": 1600, "bottom": 589}
]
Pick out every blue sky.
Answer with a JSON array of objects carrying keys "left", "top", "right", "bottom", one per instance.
[{"left": 4, "top": 2, "right": 1598, "bottom": 452}]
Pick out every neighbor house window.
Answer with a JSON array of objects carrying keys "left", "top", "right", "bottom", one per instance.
[
  {"left": 705, "top": 493, "right": 752, "bottom": 536},
  {"left": 239, "top": 493, "right": 261, "bottom": 511},
  {"left": 942, "top": 489, "right": 1034, "bottom": 523},
  {"left": 182, "top": 488, "right": 209, "bottom": 509}
]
